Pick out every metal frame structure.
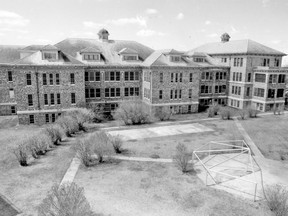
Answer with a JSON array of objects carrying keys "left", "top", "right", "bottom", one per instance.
[{"left": 192, "top": 140, "right": 260, "bottom": 201}]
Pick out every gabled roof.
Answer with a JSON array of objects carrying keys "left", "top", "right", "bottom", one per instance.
[
  {"left": 22, "top": 45, "right": 45, "bottom": 51},
  {"left": 79, "top": 47, "right": 102, "bottom": 54},
  {"left": 163, "top": 49, "right": 184, "bottom": 55},
  {"left": 187, "top": 39, "right": 286, "bottom": 56},
  {"left": 118, "top": 48, "right": 138, "bottom": 55},
  {"left": 41, "top": 44, "right": 59, "bottom": 51},
  {"left": 12, "top": 50, "right": 83, "bottom": 65},
  {"left": 55, "top": 38, "right": 154, "bottom": 65},
  {"left": 0, "top": 45, "right": 25, "bottom": 63}
]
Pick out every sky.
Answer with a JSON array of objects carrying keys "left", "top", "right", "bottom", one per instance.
[{"left": 0, "top": 0, "right": 288, "bottom": 65}]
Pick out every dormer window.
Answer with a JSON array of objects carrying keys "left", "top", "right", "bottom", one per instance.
[
  {"left": 43, "top": 51, "right": 57, "bottom": 60},
  {"left": 41, "top": 44, "right": 60, "bottom": 61},
  {"left": 170, "top": 55, "right": 181, "bottom": 62},
  {"left": 194, "top": 57, "right": 205, "bottom": 62},
  {"left": 123, "top": 55, "right": 138, "bottom": 61},
  {"left": 83, "top": 54, "right": 100, "bottom": 61},
  {"left": 80, "top": 47, "right": 102, "bottom": 62}
]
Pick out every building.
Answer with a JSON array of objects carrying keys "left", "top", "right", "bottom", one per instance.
[
  {"left": 187, "top": 33, "right": 288, "bottom": 111},
  {"left": 0, "top": 30, "right": 287, "bottom": 124}
]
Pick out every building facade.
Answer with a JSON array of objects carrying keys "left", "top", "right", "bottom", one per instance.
[{"left": 0, "top": 30, "right": 287, "bottom": 124}]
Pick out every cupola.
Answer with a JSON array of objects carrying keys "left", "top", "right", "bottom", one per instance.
[
  {"left": 98, "top": 28, "right": 109, "bottom": 42},
  {"left": 221, "top": 33, "right": 230, "bottom": 43}
]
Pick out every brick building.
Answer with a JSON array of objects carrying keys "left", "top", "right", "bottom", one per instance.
[{"left": 0, "top": 30, "right": 287, "bottom": 124}]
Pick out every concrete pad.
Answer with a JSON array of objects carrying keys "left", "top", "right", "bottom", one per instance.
[{"left": 107, "top": 123, "right": 213, "bottom": 140}]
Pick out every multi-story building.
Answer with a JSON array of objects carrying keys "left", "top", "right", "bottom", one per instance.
[
  {"left": 0, "top": 30, "right": 287, "bottom": 124},
  {"left": 187, "top": 33, "right": 288, "bottom": 111}
]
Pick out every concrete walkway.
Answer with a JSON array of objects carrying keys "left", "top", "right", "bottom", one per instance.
[{"left": 59, "top": 157, "right": 81, "bottom": 186}]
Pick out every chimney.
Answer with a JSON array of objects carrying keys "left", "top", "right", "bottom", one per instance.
[
  {"left": 98, "top": 28, "right": 109, "bottom": 42},
  {"left": 221, "top": 33, "right": 230, "bottom": 43}
]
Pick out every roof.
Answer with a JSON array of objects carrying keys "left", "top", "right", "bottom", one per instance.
[
  {"left": 118, "top": 48, "right": 138, "bottom": 54},
  {"left": 41, "top": 44, "right": 59, "bottom": 51},
  {"left": 79, "top": 47, "right": 102, "bottom": 53},
  {"left": 12, "top": 50, "right": 83, "bottom": 66},
  {"left": 187, "top": 39, "right": 286, "bottom": 56},
  {"left": 55, "top": 38, "right": 154, "bottom": 65},
  {"left": 163, "top": 49, "right": 184, "bottom": 55},
  {"left": 0, "top": 45, "right": 25, "bottom": 63},
  {"left": 22, "top": 45, "right": 45, "bottom": 51}
]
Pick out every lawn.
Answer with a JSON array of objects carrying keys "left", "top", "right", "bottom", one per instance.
[
  {"left": 0, "top": 117, "right": 78, "bottom": 215},
  {"left": 241, "top": 114, "right": 288, "bottom": 161},
  {"left": 107, "top": 119, "right": 243, "bottom": 159},
  {"left": 75, "top": 161, "right": 272, "bottom": 216}
]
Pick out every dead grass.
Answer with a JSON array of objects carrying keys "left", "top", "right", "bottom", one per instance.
[
  {"left": 119, "top": 120, "right": 243, "bottom": 158},
  {"left": 74, "top": 161, "right": 272, "bottom": 216},
  {"left": 241, "top": 114, "right": 288, "bottom": 161},
  {"left": 0, "top": 119, "right": 77, "bottom": 215}
]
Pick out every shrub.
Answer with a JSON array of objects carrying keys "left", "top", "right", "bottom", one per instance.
[
  {"left": 12, "top": 141, "right": 29, "bottom": 166},
  {"left": 219, "top": 107, "right": 233, "bottom": 120},
  {"left": 74, "top": 137, "right": 95, "bottom": 167},
  {"left": 38, "top": 183, "right": 96, "bottom": 216},
  {"left": 173, "top": 143, "right": 191, "bottom": 173},
  {"left": 247, "top": 107, "right": 258, "bottom": 118},
  {"left": 92, "top": 131, "right": 114, "bottom": 163},
  {"left": 154, "top": 106, "right": 172, "bottom": 121},
  {"left": 87, "top": 103, "right": 105, "bottom": 122},
  {"left": 110, "top": 135, "right": 123, "bottom": 154},
  {"left": 27, "top": 133, "right": 52, "bottom": 158},
  {"left": 238, "top": 109, "right": 247, "bottom": 120},
  {"left": 44, "top": 124, "right": 65, "bottom": 145},
  {"left": 207, "top": 103, "right": 221, "bottom": 118},
  {"left": 266, "top": 184, "right": 288, "bottom": 216},
  {"left": 113, "top": 99, "right": 153, "bottom": 125},
  {"left": 56, "top": 116, "right": 79, "bottom": 137},
  {"left": 67, "top": 108, "right": 95, "bottom": 132}
]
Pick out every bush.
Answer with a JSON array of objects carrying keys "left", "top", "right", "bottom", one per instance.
[
  {"left": 12, "top": 141, "right": 29, "bottom": 166},
  {"left": 56, "top": 116, "right": 79, "bottom": 137},
  {"left": 67, "top": 108, "right": 95, "bottom": 131},
  {"left": 238, "top": 109, "right": 247, "bottom": 120},
  {"left": 38, "top": 183, "right": 96, "bottom": 216},
  {"left": 28, "top": 133, "right": 52, "bottom": 158},
  {"left": 219, "top": 107, "right": 234, "bottom": 120},
  {"left": 44, "top": 124, "right": 65, "bottom": 145},
  {"left": 173, "top": 143, "right": 191, "bottom": 173},
  {"left": 207, "top": 103, "right": 221, "bottom": 118},
  {"left": 110, "top": 135, "right": 123, "bottom": 154},
  {"left": 154, "top": 106, "right": 172, "bottom": 121},
  {"left": 247, "top": 107, "right": 258, "bottom": 118},
  {"left": 87, "top": 103, "right": 105, "bottom": 122},
  {"left": 113, "top": 99, "right": 153, "bottom": 125},
  {"left": 266, "top": 184, "right": 288, "bottom": 216},
  {"left": 92, "top": 131, "right": 114, "bottom": 162},
  {"left": 74, "top": 137, "right": 95, "bottom": 167}
]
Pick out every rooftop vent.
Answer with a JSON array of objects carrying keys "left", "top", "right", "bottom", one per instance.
[
  {"left": 221, "top": 33, "right": 230, "bottom": 43},
  {"left": 98, "top": 28, "right": 109, "bottom": 42}
]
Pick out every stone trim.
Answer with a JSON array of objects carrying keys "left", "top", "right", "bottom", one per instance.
[
  {"left": 151, "top": 101, "right": 199, "bottom": 106},
  {"left": 17, "top": 108, "right": 78, "bottom": 114},
  {"left": 0, "top": 102, "right": 17, "bottom": 105}
]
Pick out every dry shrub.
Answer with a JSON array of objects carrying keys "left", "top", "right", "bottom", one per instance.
[
  {"left": 27, "top": 133, "right": 52, "bottom": 158},
  {"left": 154, "top": 106, "right": 172, "bottom": 121},
  {"left": 74, "top": 137, "right": 95, "bottom": 167},
  {"left": 87, "top": 103, "right": 105, "bottom": 122},
  {"left": 93, "top": 131, "right": 114, "bottom": 162},
  {"left": 12, "top": 141, "right": 29, "bottom": 166},
  {"left": 38, "top": 183, "right": 96, "bottom": 216},
  {"left": 247, "top": 107, "right": 259, "bottom": 118},
  {"left": 238, "top": 109, "right": 247, "bottom": 120},
  {"left": 113, "top": 99, "right": 153, "bottom": 125},
  {"left": 219, "top": 107, "right": 234, "bottom": 120},
  {"left": 110, "top": 135, "right": 123, "bottom": 154},
  {"left": 208, "top": 103, "right": 220, "bottom": 118},
  {"left": 44, "top": 124, "right": 65, "bottom": 145},
  {"left": 56, "top": 115, "right": 79, "bottom": 137},
  {"left": 173, "top": 143, "right": 191, "bottom": 173},
  {"left": 266, "top": 184, "right": 288, "bottom": 216},
  {"left": 67, "top": 108, "right": 95, "bottom": 131}
]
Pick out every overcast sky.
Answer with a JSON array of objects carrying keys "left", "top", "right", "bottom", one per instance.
[{"left": 0, "top": 0, "right": 288, "bottom": 64}]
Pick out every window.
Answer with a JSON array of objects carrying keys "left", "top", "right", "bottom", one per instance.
[
  {"left": 8, "top": 71, "right": 12, "bottom": 82},
  {"left": 57, "top": 93, "right": 61, "bottom": 104},
  {"left": 96, "top": 88, "right": 101, "bottom": 98},
  {"left": 194, "top": 57, "right": 204, "bottom": 62},
  {"left": 51, "top": 114, "right": 56, "bottom": 123},
  {"left": 254, "top": 88, "right": 265, "bottom": 97},
  {"left": 106, "top": 71, "right": 120, "bottom": 81},
  {"left": 269, "top": 74, "right": 277, "bottom": 84},
  {"left": 26, "top": 73, "right": 32, "bottom": 85},
  {"left": 255, "top": 74, "right": 266, "bottom": 83},
  {"left": 246, "top": 87, "right": 250, "bottom": 97},
  {"left": 170, "top": 56, "right": 181, "bottom": 62},
  {"left": 49, "top": 74, "right": 53, "bottom": 85},
  {"left": 85, "top": 72, "right": 89, "bottom": 81},
  {"left": 160, "top": 73, "right": 163, "bottom": 83},
  {"left": 29, "top": 115, "right": 34, "bottom": 124},
  {"left": 70, "top": 73, "right": 75, "bottom": 84},
  {"left": 274, "top": 58, "right": 280, "bottom": 67},
  {"left": 28, "top": 94, "right": 33, "bottom": 106},
  {"left": 123, "top": 55, "right": 138, "bottom": 61},
  {"left": 11, "top": 106, "right": 16, "bottom": 114},
  {"left": 233, "top": 72, "right": 236, "bottom": 81},
  {"left": 44, "top": 94, "right": 48, "bottom": 105},
  {"left": 171, "top": 73, "right": 174, "bottom": 82},
  {"left": 83, "top": 54, "right": 100, "bottom": 61},
  {"left": 124, "top": 87, "right": 139, "bottom": 97},
  {"left": 45, "top": 114, "right": 49, "bottom": 123},
  {"left": 175, "top": 73, "right": 178, "bottom": 82},
  {"left": 234, "top": 58, "right": 237, "bottom": 67},
  {"left": 104, "top": 88, "right": 121, "bottom": 98},
  {"left": 170, "top": 90, "right": 173, "bottom": 99},
  {"left": 85, "top": 89, "right": 89, "bottom": 98},
  {"left": 56, "top": 74, "right": 60, "bottom": 85},
  {"left": 268, "top": 89, "right": 275, "bottom": 98},
  {"left": 43, "top": 74, "right": 47, "bottom": 85},
  {"left": 278, "top": 74, "right": 286, "bottom": 83},
  {"left": 188, "top": 105, "right": 192, "bottom": 113},
  {"left": 232, "top": 86, "right": 235, "bottom": 94},
  {"left": 95, "top": 71, "right": 100, "bottom": 81},
  {"left": 179, "top": 89, "right": 182, "bottom": 99},
  {"left": 277, "top": 89, "right": 284, "bottom": 98},
  {"left": 247, "top": 73, "right": 251, "bottom": 82},
  {"left": 130, "top": 71, "right": 134, "bottom": 81},
  {"left": 50, "top": 93, "right": 55, "bottom": 105},
  {"left": 179, "top": 73, "right": 183, "bottom": 82},
  {"left": 175, "top": 90, "right": 178, "bottom": 99},
  {"left": 234, "top": 58, "right": 243, "bottom": 67},
  {"left": 261, "top": 58, "right": 270, "bottom": 67},
  {"left": 189, "top": 73, "right": 193, "bottom": 82},
  {"left": 125, "top": 72, "right": 129, "bottom": 81},
  {"left": 159, "top": 90, "right": 163, "bottom": 99},
  {"left": 221, "top": 58, "right": 227, "bottom": 63},
  {"left": 9, "top": 89, "right": 14, "bottom": 99},
  {"left": 43, "top": 52, "right": 57, "bottom": 60},
  {"left": 189, "top": 89, "right": 192, "bottom": 99},
  {"left": 71, "top": 93, "right": 76, "bottom": 104},
  {"left": 240, "top": 58, "right": 243, "bottom": 67}
]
